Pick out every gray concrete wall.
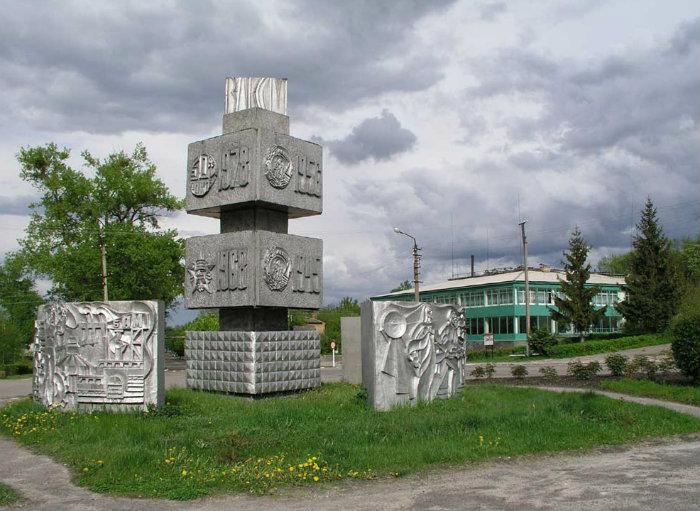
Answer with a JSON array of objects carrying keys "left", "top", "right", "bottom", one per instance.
[{"left": 341, "top": 316, "right": 362, "bottom": 384}]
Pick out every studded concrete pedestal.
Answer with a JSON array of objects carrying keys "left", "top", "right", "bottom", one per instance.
[{"left": 185, "top": 330, "right": 320, "bottom": 395}]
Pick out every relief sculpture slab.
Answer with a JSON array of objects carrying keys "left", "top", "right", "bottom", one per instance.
[
  {"left": 32, "top": 300, "right": 164, "bottom": 411},
  {"left": 361, "top": 301, "right": 466, "bottom": 411}
]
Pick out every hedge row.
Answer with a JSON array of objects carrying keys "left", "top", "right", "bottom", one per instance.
[{"left": 546, "top": 333, "right": 670, "bottom": 358}]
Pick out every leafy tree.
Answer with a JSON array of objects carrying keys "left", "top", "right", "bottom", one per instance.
[
  {"left": 597, "top": 251, "right": 634, "bottom": 275},
  {"left": 680, "top": 232, "right": 700, "bottom": 285},
  {"left": 15, "top": 143, "right": 184, "bottom": 309},
  {"left": 0, "top": 254, "right": 44, "bottom": 353},
  {"left": 616, "top": 199, "right": 683, "bottom": 333},
  {"left": 550, "top": 227, "right": 605, "bottom": 341},
  {"left": 391, "top": 280, "right": 412, "bottom": 292}
]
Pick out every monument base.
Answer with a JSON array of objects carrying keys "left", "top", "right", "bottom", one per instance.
[
  {"left": 185, "top": 330, "right": 320, "bottom": 395},
  {"left": 219, "top": 307, "right": 288, "bottom": 331}
]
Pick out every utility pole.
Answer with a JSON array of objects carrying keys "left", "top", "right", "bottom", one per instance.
[
  {"left": 519, "top": 220, "right": 530, "bottom": 356},
  {"left": 394, "top": 227, "right": 421, "bottom": 302},
  {"left": 98, "top": 217, "right": 108, "bottom": 301}
]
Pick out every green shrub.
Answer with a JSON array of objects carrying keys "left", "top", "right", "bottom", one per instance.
[
  {"left": 547, "top": 333, "right": 669, "bottom": 358},
  {"left": 1, "top": 358, "right": 32, "bottom": 376},
  {"left": 605, "top": 354, "right": 628, "bottom": 377},
  {"left": 656, "top": 351, "right": 677, "bottom": 381},
  {"left": 670, "top": 309, "right": 700, "bottom": 382},
  {"left": 538, "top": 366, "right": 558, "bottom": 382},
  {"left": 510, "top": 365, "right": 528, "bottom": 379},
  {"left": 470, "top": 366, "right": 486, "bottom": 379},
  {"left": 567, "top": 360, "right": 602, "bottom": 380},
  {"left": 484, "top": 363, "right": 496, "bottom": 379},
  {"left": 529, "top": 327, "right": 557, "bottom": 356}
]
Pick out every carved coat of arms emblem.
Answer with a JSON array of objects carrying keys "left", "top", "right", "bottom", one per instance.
[
  {"left": 263, "top": 146, "right": 293, "bottom": 189},
  {"left": 262, "top": 247, "right": 291, "bottom": 291},
  {"left": 187, "top": 258, "right": 216, "bottom": 294},
  {"left": 190, "top": 154, "right": 217, "bottom": 197}
]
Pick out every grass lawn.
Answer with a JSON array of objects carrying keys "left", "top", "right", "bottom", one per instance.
[
  {"left": 0, "top": 482, "right": 20, "bottom": 506},
  {"left": 2, "top": 383, "right": 700, "bottom": 500},
  {"left": 600, "top": 379, "right": 700, "bottom": 407},
  {"left": 0, "top": 373, "right": 32, "bottom": 380},
  {"left": 467, "top": 333, "right": 670, "bottom": 363}
]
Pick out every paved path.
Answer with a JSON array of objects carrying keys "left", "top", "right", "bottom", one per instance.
[
  {"left": 1, "top": 429, "right": 699, "bottom": 510},
  {"left": 465, "top": 343, "right": 671, "bottom": 379}
]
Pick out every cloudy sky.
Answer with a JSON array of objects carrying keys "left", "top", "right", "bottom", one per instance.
[{"left": 0, "top": 0, "right": 698, "bottom": 324}]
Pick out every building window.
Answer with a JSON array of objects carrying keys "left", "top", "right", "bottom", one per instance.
[{"left": 462, "top": 291, "right": 485, "bottom": 308}]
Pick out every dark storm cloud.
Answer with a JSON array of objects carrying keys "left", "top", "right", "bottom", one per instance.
[
  {"left": 347, "top": 18, "right": 700, "bottom": 280},
  {"left": 0, "top": 0, "right": 455, "bottom": 134},
  {"left": 321, "top": 110, "right": 417, "bottom": 164},
  {"left": 0, "top": 195, "right": 36, "bottom": 216}
]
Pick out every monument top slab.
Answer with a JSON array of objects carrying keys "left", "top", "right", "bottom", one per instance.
[{"left": 225, "top": 77, "right": 287, "bottom": 116}]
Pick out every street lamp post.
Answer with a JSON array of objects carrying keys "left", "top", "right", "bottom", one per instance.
[{"left": 393, "top": 227, "right": 421, "bottom": 302}]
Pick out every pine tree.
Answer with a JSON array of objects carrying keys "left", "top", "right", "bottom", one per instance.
[
  {"left": 550, "top": 227, "right": 606, "bottom": 341},
  {"left": 616, "top": 198, "right": 683, "bottom": 333}
]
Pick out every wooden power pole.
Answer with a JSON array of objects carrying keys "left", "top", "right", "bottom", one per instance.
[{"left": 98, "top": 218, "right": 108, "bottom": 301}]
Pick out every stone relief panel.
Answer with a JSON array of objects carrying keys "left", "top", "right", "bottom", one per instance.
[
  {"left": 32, "top": 301, "right": 164, "bottom": 411},
  {"left": 361, "top": 301, "right": 466, "bottom": 411},
  {"left": 225, "top": 77, "right": 288, "bottom": 116},
  {"left": 186, "top": 130, "right": 322, "bottom": 219},
  {"left": 185, "top": 231, "right": 322, "bottom": 310}
]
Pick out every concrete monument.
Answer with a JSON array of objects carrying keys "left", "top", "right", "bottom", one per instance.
[
  {"left": 184, "top": 77, "right": 322, "bottom": 395},
  {"left": 361, "top": 301, "right": 466, "bottom": 411},
  {"left": 32, "top": 301, "right": 164, "bottom": 411}
]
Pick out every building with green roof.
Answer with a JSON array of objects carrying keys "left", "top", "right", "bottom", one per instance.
[{"left": 372, "top": 268, "right": 625, "bottom": 345}]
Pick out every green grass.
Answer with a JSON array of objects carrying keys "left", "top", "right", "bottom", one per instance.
[
  {"left": 0, "top": 482, "right": 20, "bottom": 506},
  {"left": 467, "top": 333, "right": 669, "bottom": 364},
  {"left": 600, "top": 379, "right": 700, "bottom": 407},
  {"left": 0, "top": 373, "right": 32, "bottom": 380},
  {"left": 2, "top": 383, "right": 700, "bottom": 500}
]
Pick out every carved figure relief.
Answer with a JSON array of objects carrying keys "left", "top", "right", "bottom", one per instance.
[
  {"left": 262, "top": 247, "right": 291, "bottom": 291},
  {"left": 264, "top": 146, "right": 293, "bottom": 189},
  {"left": 32, "top": 301, "right": 159, "bottom": 410},
  {"left": 190, "top": 154, "right": 217, "bottom": 197},
  {"left": 187, "top": 258, "right": 216, "bottom": 294},
  {"left": 364, "top": 302, "right": 466, "bottom": 410}
]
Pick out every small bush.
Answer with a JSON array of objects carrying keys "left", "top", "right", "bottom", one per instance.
[
  {"left": 605, "top": 354, "right": 628, "bottom": 377},
  {"left": 671, "top": 309, "right": 700, "bottom": 382},
  {"left": 1, "top": 359, "right": 32, "bottom": 376},
  {"left": 539, "top": 366, "right": 558, "bottom": 382},
  {"left": 656, "top": 351, "right": 677, "bottom": 381},
  {"left": 510, "top": 365, "right": 528, "bottom": 380},
  {"left": 484, "top": 363, "right": 496, "bottom": 379},
  {"left": 529, "top": 327, "right": 557, "bottom": 356},
  {"left": 567, "top": 360, "right": 602, "bottom": 380},
  {"left": 638, "top": 357, "right": 658, "bottom": 381},
  {"left": 470, "top": 366, "right": 486, "bottom": 379}
]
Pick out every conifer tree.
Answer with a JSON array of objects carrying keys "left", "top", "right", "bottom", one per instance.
[
  {"left": 616, "top": 198, "right": 683, "bottom": 333},
  {"left": 550, "top": 227, "right": 605, "bottom": 341}
]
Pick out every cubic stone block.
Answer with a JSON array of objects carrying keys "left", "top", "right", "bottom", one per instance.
[
  {"left": 185, "top": 230, "right": 322, "bottom": 310},
  {"left": 361, "top": 301, "right": 466, "bottom": 411},
  {"left": 185, "top": 330, "right": 320, "bottom": 395},
  {"left": 32, "top": 301, "right": 164, "bottom": 411},
  {"left": 186, "top": 127, "right": 322, "bottom": 219}
]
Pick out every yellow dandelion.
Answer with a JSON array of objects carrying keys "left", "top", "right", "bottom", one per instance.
[
  {"left": 181, "top": 470, "right": 188, "bottom": 477},
  {"left": 313, "top": 476, "right": 319, "bottom": 482}
]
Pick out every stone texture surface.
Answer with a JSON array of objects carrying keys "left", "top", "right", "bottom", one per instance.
[
  {"left": 223, "top": 107, "right": 289, "bottom": 136},
  {"left": 225, "top": 77, "right": 287, "bottom": 115},
  {"left": 32, "top": 300, "right": 164, "bottom": 411},
  {"left": 361, "top": 301, "right": 466, "bottom": 411},
  {"left": 185, "top": 330, "right": 320, "bottom": 395},
  {"left": 185, "top": 128, "right": 322, "bottom": 219},
  {"left": 341, "top": 316, "right": 362, "bottom": 384},
  {"left": 185, "top": 231, "right": 322, "bottom": 310}
]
